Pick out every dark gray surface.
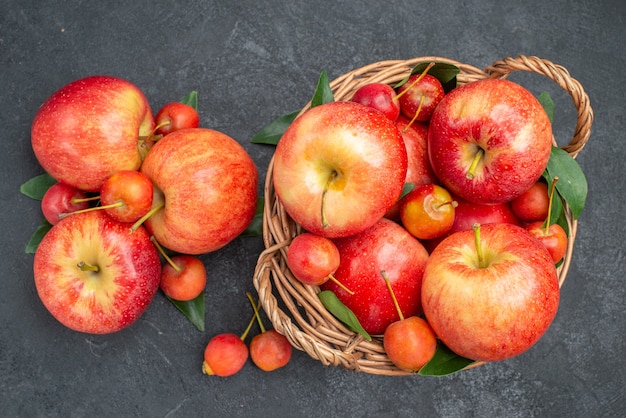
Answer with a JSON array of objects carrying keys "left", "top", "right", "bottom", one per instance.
[{"left": 2, "top": 1, "right": 624, "bottom": 416}]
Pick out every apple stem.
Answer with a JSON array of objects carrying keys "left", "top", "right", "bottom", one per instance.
[
  {"left": 403, "top": 95, "right": 426, "bottom": 133},
  {"left": 130, "top": 201, "right": 165, "bottom": 232},
  {"left": 393, "top": 62, "right": 436, "bottom": 102},
  {"left": 77, "top": 261, "right": 99, "bottom": 273},
  {"left": 472, "top": 223, "right": 486, "bottom": 268},
  {"left": 150, "top": 236, "right": 181, "bottom": 273},
  {"left": 246, "top": 292, "right": 266, "bottom": 333},
  {"left": 381, "top": 270, "right": 404, "bottom": 321},
  {"left": 58, "top": 200, "right": 124, "bottom": 219},
  {"left": 466, "top": 148, "right": 484, "bottom": 180},
  {"left": 328, "top": 273, "right": 354, "bottom": 295},
  {"left": 321, "top": 170, "right": 338, "bottom": 229},
  {"left": 435, "top": 200, "right": 458, "bottom": 210},
  {"left": 544, "top": 177, "right": 559, "bottom": 234}
]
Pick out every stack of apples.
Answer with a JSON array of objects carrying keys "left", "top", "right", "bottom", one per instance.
[
  {"left": 29, "top": 75, "right": 258, "bottom": 335},
  {"left": 273, "top": 69, "right": 566, "bottom": 371}
]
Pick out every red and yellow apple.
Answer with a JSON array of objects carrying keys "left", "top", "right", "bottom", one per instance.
[
  {"left": 33, "top": 210, "right": 161, "bottom": 334},
  {"left": 428, "top": 78, "right": 553, "bottom": 205},
  {"left": 273, "top": 101, "right": 407, "bottom": 238},
  {"left": 140, "top": 128, "right": 258, "bottom": 254},
  {"left": 321, "top": 218, "right": 430, "bottom": 335},
  {"left": 31, "top": 75, "right": 155, "bottom": 192},
  {"left": 421, "top": 223, "right": 560, "bottom": 362}
]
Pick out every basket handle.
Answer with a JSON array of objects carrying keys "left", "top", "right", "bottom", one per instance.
[{"left": 485, "top": 55, "right": 593, "bottom": 158}]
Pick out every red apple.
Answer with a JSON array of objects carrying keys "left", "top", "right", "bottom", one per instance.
[
  {"left": 273, "top": 101, "right": 407, "bottom": 238},
  {"left": 33, "top": 210, "right": 161, "bottom": 334},
  {"left": 321, "top": 218, "right": 430, "bottom": 335},
  {"left": 140, "top": 128, "right": 258, "bottom": 254},
  {"left": 155, "top": 102, "right": 200, "bottom": 136},
  {"left": 428, "top": 78, "right": 553, "bottom": 205},
  {"left": 350, "top": 82, "right": 401, "bottom": 121},
  {"left": 422, "top": 223, "right": 560, "bottom": 362},
  {"left": 41, "top": 182, "right": 90, "bottom": 225},
  {"left": 31, "top": 75, "right": 155, "bottom": 192}
]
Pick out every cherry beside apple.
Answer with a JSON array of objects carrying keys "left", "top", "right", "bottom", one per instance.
[
  {"left": 350, "top": 82, "right": 401, "bottom": 121},
  {"left": 511, "top": 180, "right": 550, "bottom": 223},
  {"left": 395, "top": 63, "right": 444, "bottom": 124},
  {"left": 154, "top": 102, "right": 200, "bottom": 136},
  {"left": 41, "top": 182, "right": 91, "bottom": 225},
  {"left": 202, "top": 333, "right": 250, "bottom": 377},
  {"left": 400, "top": 184, "right": 458, "bottom": 240},
  {"left": 156, "top": 248, "right": 207, "bottom": 301},
  {"left": 381, "top": 271, "right": 437, "bottom": 372}
]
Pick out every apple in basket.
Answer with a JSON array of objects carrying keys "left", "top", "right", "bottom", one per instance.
[
  {"left": 428, "top": 78, "right": 553, "bottom": 205},
  {"left": 33, "top": 211, "right": 161, "bottom": 334},
  {"left": 421, "top": 223, "right": 560, "bottom": 362},
  {"left": 31, "top": 75, "right": 155, "bottom": 192},
  {"left": 272, "top": 101, "right": 407, "bottom": 239},
  {"left": 140, "top": 128, "right": 258, "bottom": 255},
  {"left": 321, "top": 218, "right": 430, "bottom": 335}
]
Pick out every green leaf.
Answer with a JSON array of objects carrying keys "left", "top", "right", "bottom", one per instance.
[
  {"left": 537, "top": 91, "right": 555, "bottom": 124},
  {"left": 318, "top": 290, "right": 371, "bottom": 341},
  {"left": 310, "top": 70, "right": 334, "bottom": 107},
  {"left": 250, "top": 110, "right": 300, "bottom": 145},
  {"left": 400, "top": 182, "right": 416, "bottom": 199},
  {"left": 240, "top": 197, "right": 264, "bottom": 237},
  {"left": 25, "top": 220, "right": 52, "bottom": 254},
  {"left": 168, "top": 292, "right": 205, "bottom": 332},
  {"left": 20, "top": 173, "right": 56, "bottom": 200},
  {"left": 395, "top": 62, "right": 461, "bottom": 93},
  {"left": 544, "top": 146, "right": 588, "bottom": 220},
  {"left": 180, "top": 91, "right": 198, "bottom": 110},
  {"left": 418, "top": 342, "right": 475, "bottom": 376}
]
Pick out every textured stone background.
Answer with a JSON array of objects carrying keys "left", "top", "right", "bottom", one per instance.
[{"left": 1, "top": 0, "right": 624, "bottom": 416}]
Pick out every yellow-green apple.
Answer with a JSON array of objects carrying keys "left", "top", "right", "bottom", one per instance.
[
  {"left": 428, "top": 78, "right": 553, "bottom": 205},
  {"left": 421, "top": 223, "right": 560, "bottom": 362},
  {"left": 41, "top": 182, "right": 90, "bottom": 225},
  {"left": 273, "top": 101, "right": 407, "bottom": 239},
  {"left": 31, "top": 75, "right": 155, "bottom": 192},
  {"left": 140, "top": 128, "right": 258, "bottom": 254},
  {"left": 321, "top": 218, "right": 430, "bottom": 335},
  {"left": 33, "top": 210, "right": 161, "bottom": 334}
]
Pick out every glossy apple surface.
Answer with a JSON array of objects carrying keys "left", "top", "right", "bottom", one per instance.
[
  {"left": 31, "top": 75, "right": 155, "bottom": 191},
  {"left": 33, "top": 211, "right": 161, "bottom": 334},
  {"left": 428, "top": 78, "right": 553, "bottom": 205},
  {"left": 273, "top": 101, "right": 407, "bottom": 238},
  {"left": 141, "top": 128, "right": 258, "bottom": 254},
  {"left": 422, "top": 223, "right": 560, "bottom": 362},
  {"left": 321, "top": 218, "right": 429, "bottom": 335}
]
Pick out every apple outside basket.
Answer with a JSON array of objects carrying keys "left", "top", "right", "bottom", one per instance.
[{"left": 252, "top": 55, "right": 593, "bottom": 376}]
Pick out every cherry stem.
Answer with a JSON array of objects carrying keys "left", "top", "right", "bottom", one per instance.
[
  {"left": 393, "top": 62, "right": 436, "bottom": 102},
  {"left": 71, "top": 196, "right": 100, "bottom": 204},
  {"left": 403, "top": 95, "right": 426, "bottom": 133},
  {"left": 435, "top": 200, "right": 458, "bottom": 210},
  {"left": 58, "top": 200, "right": 123, "bottom": 219},
  {"left": 150, "top": 236, "right": 181, "bottom": 273},
  {"left": 130, "top": 201, "right": 165, "bottom": 232},
  {"left": 381, "top": 270, "right": 404, "bottom": 321},
  {"left": 240, "top": 310, "right": 258, "bottom": 342},
  {"left": 77, "top": 261, "right": 99, "bottom": 273},
  {"left": 472, "top": 223, "right": 486, "bottom": 268},
  {"left": 321, "top": 170, "right": 338, "bottom": 229},
  {"left": 466, "top": 148, "right": 484, "bottom": 180},
  {"left": 138, "top": 120, "right": 170, "bottom": 143},
  {"left": 328, "top": 273, "right": 354, "bottom": 295},
  {"left": 544, "top": 177, "right": 559, "bottom": 234},
  {"left": 246, "top": 292, "right": 266, "bottom": 333}
]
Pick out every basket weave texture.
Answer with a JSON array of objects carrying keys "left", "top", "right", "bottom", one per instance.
[{"left": 252, "top": 55, "right": 593, "bottom": 376}]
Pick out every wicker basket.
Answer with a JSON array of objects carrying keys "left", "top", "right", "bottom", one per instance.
[{"left": 252, "top": 55, "right": 593, "bottom": 376}]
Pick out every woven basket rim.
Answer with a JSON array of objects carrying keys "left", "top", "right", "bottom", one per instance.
[{"left": 253, "top": 55, "right": 593, "bottom": 376}]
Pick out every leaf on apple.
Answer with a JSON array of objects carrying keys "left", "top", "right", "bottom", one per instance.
[
  {"left": 239, "top": 197, "right": 264, "bottom": 237},
  {"left": 180, "top": 91, "right": 198, "bottom": 111},
  {"left": 418, "top": 342, "right": 475, "bottom": 376},
  {"left": 318, "top": 290, "right": 372, "bottom": 341},
  {"left": 168, "top": 292, "right": 205, "bottom": 332},
  {"left": 250, "top": 110, "right": 300, "bottom": 145},
  {"left": 20, "top": 173, "right": 56, "bottom": 200},
  {"left": 25, "top": 220, "right": 52, "bottom": 254},
  {"left": 537, "top": 91, "right": 555, "bottom": 124},
  {"left": 395, "top": 62, "right": 461, "bottom": 93},
  {"left": 543, "top": 146, "right": 588, "bottom": 220}
]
